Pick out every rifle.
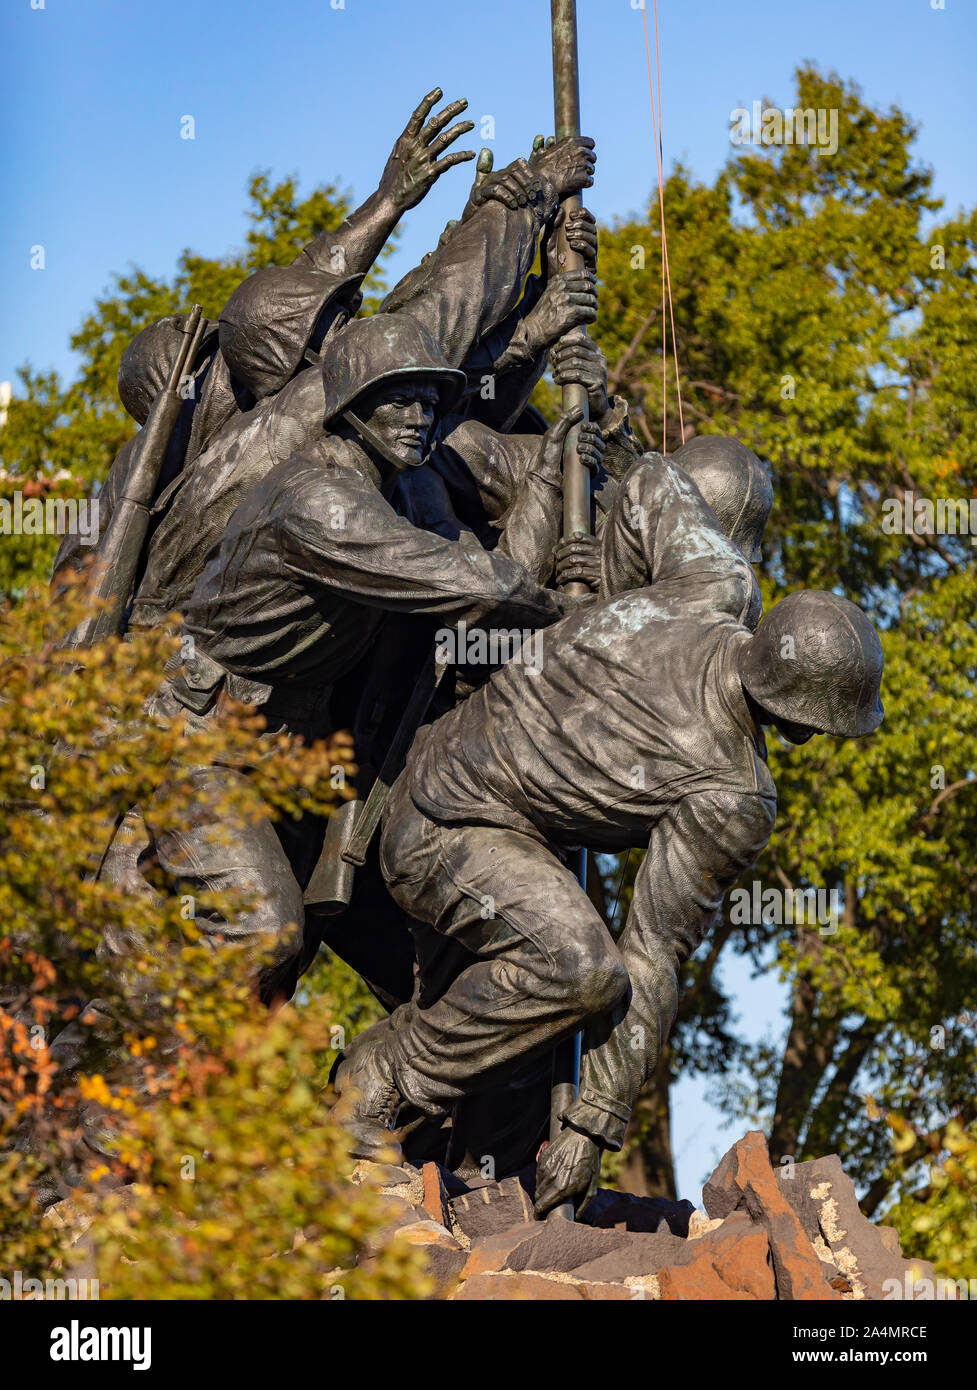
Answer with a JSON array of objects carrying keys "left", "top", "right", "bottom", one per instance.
[
  {"left": 303, "top": 651, "right": 448, "bottom": 912},
  {"left": 65, "top": 305, "right": 205, "bottom": 649}
]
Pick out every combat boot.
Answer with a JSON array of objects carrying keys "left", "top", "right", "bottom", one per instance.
[{"left": 330, "top": 1021, "right": 407, "bottom": 1162}]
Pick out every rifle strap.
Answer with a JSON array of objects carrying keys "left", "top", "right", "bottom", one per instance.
[
  {"left": 341, "top": 651, "right": 448, "bottom": 868},
  {"left": 343, "top": 409, "right": 433, "bottom": 474}
]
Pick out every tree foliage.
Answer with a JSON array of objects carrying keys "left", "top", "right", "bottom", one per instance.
[
  {"left": 587, "top": 67, "right": 977, "bottom": 1269},
  {"left": 0, "top": 584, "right": 420, "bottom": 1298}
]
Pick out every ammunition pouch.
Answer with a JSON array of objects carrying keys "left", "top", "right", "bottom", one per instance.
[{"left": 168, "top": 648, "right": 227, "bottom": 715}]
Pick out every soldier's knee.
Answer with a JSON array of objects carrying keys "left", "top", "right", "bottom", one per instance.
[
  {"left": 564, "top": 939, "right": 629, "bottom": 1019},
  {"left": 196, "top": 869, "right": 305, "bottom": 975}
]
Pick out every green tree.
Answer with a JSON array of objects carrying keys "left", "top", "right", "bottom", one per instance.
[
  {"left": 586, "top": 66, "right": 977, "bottom": 1271},
  {"left": 0, "top": 173, "right": 391, "bottom": 599},
  {"left": 0, "top": 583, "right": 421, "bottom": 1298}
]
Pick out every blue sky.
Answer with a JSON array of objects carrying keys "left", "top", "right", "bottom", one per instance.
[
  {"left": 2, "top": 0, "right": 973, "bottom": 390},
  {"left": 2, "top": 0, "right": 972, "bottom": 1201}
]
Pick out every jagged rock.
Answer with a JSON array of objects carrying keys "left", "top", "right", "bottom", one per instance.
[
  {"left": 362, "top": 1193, "right": 432, "bottom": 1257},
  {"left": 879, "top": 1225, "right": 902, "bottom": 1255},
  {"left": 775, "top": 1153, "right": 939, "bottom": 1300},
  {"left": 659, "top": 1221, "right": 775, "bottom": 1300},
  {"left": 571, "top": 1231, "right": 690, "bottom": 1282},
  {"left": 452, "top": 1271, "right": 634, "bottom": 1301},
  {"left": 581, "top": 1188, "right": 695, "bottom": 1236},
  {"left": 702, "top": 1130, "right": 769, "bottom": 1219},
  {"left": 449, "top": 1176, "right": 534, "bottom": 1241},
  {"left": 350, "top": 1160, "right": 415, "bottom": 1191},
  {"left": 501, "top": 1214, "right": 634, "bottom": 1275},
  {"left": 687, "top": 1209, "right": 724, "bottom": 1240},
  {"left": 455, "top": 1163, "right": 536, "bottom": 1198},
  {"left": 703, "top": 1131, "right": 838, "bottom": 1300},
  {"left": 458, "top": 1222, "right": 541, "bottom": 1281},
  {"left": 355, "top": 1219, "right": 466, "bottom": 1296},
  {"left": 457, "top": 1216, "right": 633, "bottom": 1280},
  {"left": 394, "top": 1219, "right": 467, "bottom": 1294},
  {"left": 350, "top": 1159, "right": 424, "bottom": 1212},
  {"left": 420, "top": 1162, "right": 453, "bottom": 1226},
  {"left": 344, "top": 1132, "right": 929, "bottom": 1300}
]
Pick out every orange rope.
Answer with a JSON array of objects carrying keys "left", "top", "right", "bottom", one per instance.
[{"left": 641, "top": 1, "right": 685, "bottom": 450}]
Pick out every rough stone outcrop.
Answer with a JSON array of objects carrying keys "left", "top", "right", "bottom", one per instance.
[{"left": 346, "top": 1130, "right": 939, "bottom": 1300}]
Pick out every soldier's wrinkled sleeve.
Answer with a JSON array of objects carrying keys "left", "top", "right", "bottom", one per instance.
[
  {"left": 436, "top": 419, "right": 542, "bottom": 522},
  {"left": 564, "top": 789, "right": 775, "bottom": 1150},
  {"left": 276, "top": 474, "right": 562, "bottom": 629},
  {"left": 460, "top": 276, "right": 548, "bottom": 432},
  {"left": 599, "top": 454, "right": 761, "bottom": 626},
  {"left": 51, "top": 434, "right": 137, "bottom": 591},
  {"left": 395, "top": 194, "right": 558, "bottom": 368}
]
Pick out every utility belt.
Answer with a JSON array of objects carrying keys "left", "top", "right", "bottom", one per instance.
[
  {"left": 166, "top": 644, "right": 445, "bottom": 919},
  {"left": 168, "top": 647, "right": 333, "bottom": 732}
]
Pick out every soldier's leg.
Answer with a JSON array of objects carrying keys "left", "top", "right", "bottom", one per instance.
[
  {"left": 307, "top": 839, "right": 418, "bottom": 1012},
  {"left": 141, "top": 763, "right": 308, "bottom": 1006},
  {"left": 567, "top": 794, "right": 748, "bottom": 1150},
  {"left": 374, "top": 780, "right": 629, "bottom": 1119}
]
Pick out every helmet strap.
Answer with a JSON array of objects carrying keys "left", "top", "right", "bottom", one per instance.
[{"left": 343, "top": 409, "right": 433, "bottom": 472}]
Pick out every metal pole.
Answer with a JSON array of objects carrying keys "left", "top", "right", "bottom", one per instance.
[
  {"left": 548, "top": 0, "right": 589, "bottom": 1219},
  {"left": 550, "top": 0, "right": 591, "bottom": 589}
]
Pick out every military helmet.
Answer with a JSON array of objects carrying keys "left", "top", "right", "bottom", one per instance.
[
  {"left": 118, "top": 314, "right": 218, "bottom": 424},
  {"left": 318, "top": 314, "right": 466, "bottom": 427},
  {"left": 673, "top": 435, "right": 773, "bottom": 563},
  {"left": 741, "top": 590, "right": 884, "bottom": 737},
  {"left": 219, "top": 265, "right": 363, "bottom": 401}
]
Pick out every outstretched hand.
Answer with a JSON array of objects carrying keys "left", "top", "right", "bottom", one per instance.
[
  {"left": 379, "top": 88, "right": 476, "bottom": 213},
  {"left": 534, "top": 1126, "right": 601, "bottom": 1219},
  {"left": 465, "top": 152, "right": 547, "bottom": 216}
]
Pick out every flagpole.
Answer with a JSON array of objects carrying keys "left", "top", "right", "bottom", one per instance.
[
  {"left": 550, "top": 0, "right": 591, "bottom": 579},
  {"left": 547, "top": 0, "right": 590, "bottom": 1221}
]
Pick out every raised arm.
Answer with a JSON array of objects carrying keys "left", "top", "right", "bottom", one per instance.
[
  {"left": 275, "top": 460, "right": 565, "bottom": 632},
  {"left": 219, "top": 90, "right": 478, "bottom": 399},
  {"left": 297, "top": 88, "right": 477, "bottom": 282}
]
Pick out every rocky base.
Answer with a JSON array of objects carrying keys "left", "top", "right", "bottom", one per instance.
[{"left": 351, "top": 1130, "right": 937, "bottom": 1300}]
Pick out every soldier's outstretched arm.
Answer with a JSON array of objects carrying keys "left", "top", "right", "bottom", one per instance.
[
  {"left": 390, "top": 138, "right": 596, "bottom": 369},
  {"left": 535, "top": 790, "right": 774, "bottom": 1218},
  {"left": 296, "top": 88, "right": 477, "bottom": 282},
  {"left": 279, "top": 466, "right": 565, "bottom": 631},
  {"left": 219, "top": 91, "right": 478, "bottom": 402}
]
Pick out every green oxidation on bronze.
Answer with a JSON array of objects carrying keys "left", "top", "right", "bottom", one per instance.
[{"left": 550, "top": 0, "right": 590, "bottom": 596}]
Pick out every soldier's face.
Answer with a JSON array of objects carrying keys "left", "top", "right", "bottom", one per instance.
[{"left": 360, "top": 382, "right": 441, "bottom": 469}]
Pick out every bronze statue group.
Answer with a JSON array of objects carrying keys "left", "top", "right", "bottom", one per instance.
[{"left": 54, "top": 91, "right": 884, "bottom": 1219}]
